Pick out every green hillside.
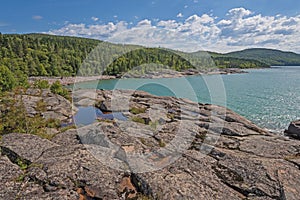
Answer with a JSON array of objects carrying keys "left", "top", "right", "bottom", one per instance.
[
  {"left": 0, "top": 33, "right": 100, "bottom": 77},
  {"left": 225, "top": 48, "right": 300, "bottom": 66},
  {"left": 1, "top": 33, "right": 300, "bottom": 92}
]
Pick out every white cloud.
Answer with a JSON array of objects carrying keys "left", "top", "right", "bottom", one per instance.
[
  {"left": 91, "top": 17, "right": 99, "bottom": 21},
  {"left": 137, "top": 19, "right": 152, "bottom": 27},
  {"left": 32, "top": 15, "right": 43, "bottom": 20},
  {"left": 177, "top": 13, "right": 183, "bottom": 18},
  {"left": 48, "top": 21, "right": 128, "bottom": 39},
  {"left": 47, "top": 8, "right": 300, "bottom": 53},
  {"left": 157, "top": 20, "right": 179, "bottom": 29},
  {"left": 227, "top": 7, "right": 252, "bottom": 18}
]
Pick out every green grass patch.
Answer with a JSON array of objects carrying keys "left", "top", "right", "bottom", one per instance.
[
  {"left": 130, "top": 107, "right": 147, "bottom": 114},
  {"left": 131, "top": 116, "right": 146, "bottom": 124},
  {"left": 59, "top": 124, "right": 77, "bottom": 132},
  {"left": 158, "top": 139, "right": 166, "bottom": 147},
  {"left": 46, "top": 118, "right": 61, "bottom": 128},
  {"left": 16, "top": 158, "right": 29, "bottom": 170}
]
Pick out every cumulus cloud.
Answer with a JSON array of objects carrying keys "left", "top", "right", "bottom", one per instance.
[
  {"left": 48, "top": 21, "right": 128, "bottom": 39},
  {"left": 47, "top": 8, "right": 300, "bottom": 53},
  {"left": 227, "top": 7, "right": 252, "bottom": 18},
  {"left": 157, "top": 20, "right": 179, "bottom": 29},
  {"left": 137, "top": 19, "right": 152, "bottom": 27}
]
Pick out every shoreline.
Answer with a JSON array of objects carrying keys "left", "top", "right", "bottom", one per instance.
[
  {"left": 28, "top": 68, "right": 248, "bottom": 85},
  {"left": 28, "top": 75, "right": 116, "bottom": 85}
]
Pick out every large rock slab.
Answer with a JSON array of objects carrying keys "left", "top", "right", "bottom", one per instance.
[
  {"left": 1, "top": 89, "right": 300, "bottom": 199},
  {"left": 22, "top": 88, "right": 73, "bottom": 123},
  {"left": 1, "top": 133, "right": 59, "bottom": 162}
]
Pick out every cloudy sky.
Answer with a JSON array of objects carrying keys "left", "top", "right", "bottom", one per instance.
[{"left": 1, "top": 0, "right": 300, "bottom": 53}]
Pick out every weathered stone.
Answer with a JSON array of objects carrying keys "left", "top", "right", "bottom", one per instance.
[
  {"left": 0, "top": 156, "right": 23, "bottom": 199},
  {"left": 285, "top": 119, "right": 300, "bottom": 139},
  {"left": 1, "top": 133, "right": 59, "bottom": 162},
  {"left": 1, "top": 89, "right": 300, "bottom": 199},
  {"left": 21, "top": 89, "right": 73, "bottom": 124}
]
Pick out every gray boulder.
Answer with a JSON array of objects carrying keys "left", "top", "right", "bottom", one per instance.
[{"left": 285, "top": 120, "right": 300, "bottom": 139}]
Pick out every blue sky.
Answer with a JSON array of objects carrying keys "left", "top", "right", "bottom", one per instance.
[{"left": 1, "top": 0, "right": 300, "bottom": 52}]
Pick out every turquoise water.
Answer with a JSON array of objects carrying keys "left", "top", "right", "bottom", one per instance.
[{"left": 73, "top": 66, "right": 300, "bottom": 131}]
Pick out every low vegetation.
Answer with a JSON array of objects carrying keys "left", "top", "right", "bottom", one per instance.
[
  {"left": 130, "top": 116, "right": 146, "bottom": 124},
  {"left": 129, "top": 107, "right": 147, "bottom": 115},
  {"left": 34, "top": 79, "right": 50, "bottom": 89},
  {"left": 50, "top": 80, "right": 71, "bottom": 100},
  {"left": 0, "top": 86, "right": 69, "bottom": 140}
]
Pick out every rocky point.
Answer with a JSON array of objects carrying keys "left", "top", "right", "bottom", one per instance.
[{"left": 0, "top": 89, "right": 300, "bottom": 200}]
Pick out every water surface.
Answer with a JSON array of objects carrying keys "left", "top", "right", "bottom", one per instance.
[{"left": 72, "top": 66, "right": 300, "bottom": 131}]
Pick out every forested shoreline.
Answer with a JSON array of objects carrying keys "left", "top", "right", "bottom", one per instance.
[{"left": 1, "top": 33, "right": 300, "bottom": 93}]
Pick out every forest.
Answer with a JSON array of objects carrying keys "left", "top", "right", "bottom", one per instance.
[{"left": 1, "top": 33, "right": 300, "bottom": 92}]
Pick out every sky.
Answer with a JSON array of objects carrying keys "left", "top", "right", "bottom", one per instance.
[{"left": 1, "top": 0, "right": 300, "bottom": 53}]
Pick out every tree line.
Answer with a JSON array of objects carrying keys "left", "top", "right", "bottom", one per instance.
[{"left": 0, "top": 33, "right": 269, "bottom": 92}]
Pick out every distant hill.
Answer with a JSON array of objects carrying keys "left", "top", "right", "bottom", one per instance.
[
  {"left": 1, "top": 33, "right": 300, "bottom": 78},
  {"left": 224, "top": 48, "right": 300, "bottom": 66}
]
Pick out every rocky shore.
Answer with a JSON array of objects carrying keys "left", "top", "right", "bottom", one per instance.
[
  {"left": 1, "top": 89, "right": 299, "bottom": 200},
  {"left": 28, "top": 68, "right": 246, "bottom": 85},
  {"left": 122, "top": 68, "right": 246, "bottom": 79},
  {"left": 28, "top": 75, "right": 116, "bottom": 86}
]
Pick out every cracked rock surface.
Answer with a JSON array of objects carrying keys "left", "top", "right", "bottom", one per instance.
[{"left": 1, "top": 89, "right": 300, "bottom": 200}]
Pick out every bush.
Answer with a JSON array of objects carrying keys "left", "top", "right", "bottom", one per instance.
[
  {"left": 0, "top": 65, "right": 16, "bottom": 92},
  {"left": 50, "top": 81, "right": 70, "bottom": 100},
  {"left": 0, "top": 91, "right": 46, "bottom": 136},
  {"left": 34, "top": 80, "right": 50, "bottom": 89}
]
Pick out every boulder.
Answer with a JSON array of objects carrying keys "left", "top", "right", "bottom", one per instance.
[{"left": 285, "top": 119, "right": 300, "bottom": 139}]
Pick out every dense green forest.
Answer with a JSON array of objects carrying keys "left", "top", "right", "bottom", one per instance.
[
  {"left": 1, "top": 33, "right": 300, "bottom": 92},
  {"left": 0, "top": 33, "right": 100, "bottom": 77}
]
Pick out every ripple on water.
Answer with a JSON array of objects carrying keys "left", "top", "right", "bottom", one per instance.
[{"left": 72, "top": 66, "right": 300, "bottom": 131}]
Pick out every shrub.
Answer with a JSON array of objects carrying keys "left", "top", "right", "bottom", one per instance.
[
  {"left": 0, "top": 65, "right": 16, "bottom": 92},
  {"left": 50, "top": 81, "right": 70, "bottom": 100},
  {"left": 34, "top": 80, "right": 50, "bottom": 89}
]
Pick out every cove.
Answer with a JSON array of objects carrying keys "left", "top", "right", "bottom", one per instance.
[{"left": 71, "top": 66, "right": 300, "bottom": 132}]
